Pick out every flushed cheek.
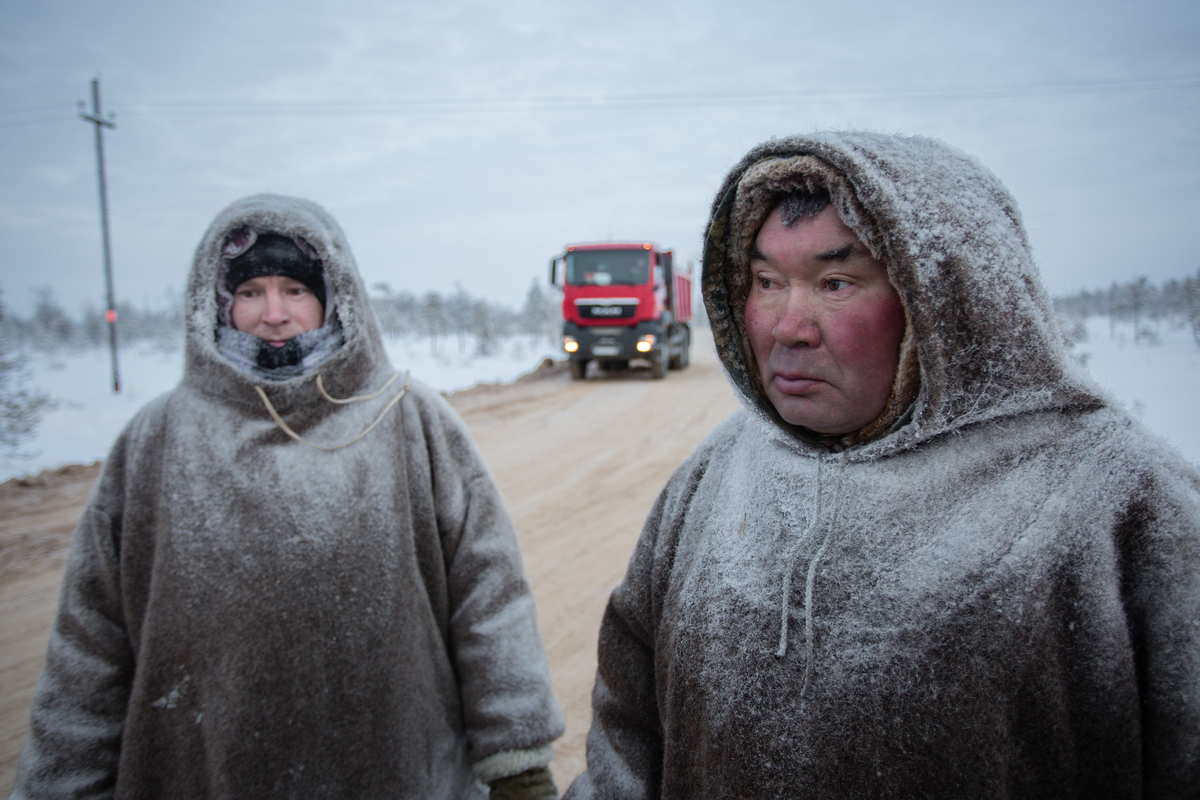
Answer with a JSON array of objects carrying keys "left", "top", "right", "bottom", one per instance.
[
  {"left": 828, "top": 295, "right": 905, "bottom": 383},
  {"left": 291, "top": 298, "right": 325, "bottom": 332},
  {"left": 743, "top": 295, "right": 778, "bottom": 372},
  {"left": 230, "top": 301, "right": 260, "bottom": 334}
]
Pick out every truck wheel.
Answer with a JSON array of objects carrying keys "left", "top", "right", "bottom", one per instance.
[
  {"left": 669, "top": 328, "right": 691, "bottom": 370},
  {"left": 650, "top": 348, "right": 667, "bottom": 380},
  {"left": 570, "top": 359, "right": 588, "bottom": 380}
]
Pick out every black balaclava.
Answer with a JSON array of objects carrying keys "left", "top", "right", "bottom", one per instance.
[{"left": 225, "top": 233, "right": 326, "bottom": 310}]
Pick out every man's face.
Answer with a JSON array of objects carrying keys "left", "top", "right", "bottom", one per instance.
[
  {"left": 230, "top": 275, "right": 324, "bottom": 347},
  {"left": 744, "top": 205, "right": 905, "bottom": 435}
]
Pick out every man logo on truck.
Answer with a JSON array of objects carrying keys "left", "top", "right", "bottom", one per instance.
[{"left": 549, "top": 242, "right": 693, "bottom": 381}]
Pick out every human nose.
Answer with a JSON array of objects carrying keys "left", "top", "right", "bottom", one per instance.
[
  {"left": 772, "top": 287, "right": 821, "bottom": 348},
  {"left": 261, "top": 288, "right": 290, "bottom": 325}
]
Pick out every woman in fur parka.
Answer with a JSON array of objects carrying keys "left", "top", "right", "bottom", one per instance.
[
  {"left": 11, "top": 195, "right": 563, "bottom": 800},
  {"left": 564, "top": 133, "right": 1200, "bottom": 799}
]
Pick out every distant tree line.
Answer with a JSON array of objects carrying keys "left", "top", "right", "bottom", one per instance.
[
  {"left": 0, "top": 287, "right": 187, "bottom": 354},
  {"left": 370, "top": 280, "right": 559, "bottom": 357},
  {"left": 0, "top": 279, "right": 561, "bottom": 356},
  {"left": 1054, "top": 267, "right": 1200, "bottom": 347},
  {"left": 0, "top": 278, "right": 560, "bottom": 458},
  {"left": 0, "top": 289, "right": 53, "bottom": 458}
]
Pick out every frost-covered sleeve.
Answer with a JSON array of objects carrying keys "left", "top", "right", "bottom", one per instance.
[
  {"left": 414, "top": 390, "right": 564, "bottom": 772},
  {"left": 10, "top": 461, "right": 135, "bottom": 800},
  {"left": 1120, "top": 459, "right": 1200, "bottom": 797}
]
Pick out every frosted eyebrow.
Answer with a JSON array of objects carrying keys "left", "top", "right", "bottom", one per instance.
[{"left": 815, "top": 243, "right": 855, "bottom": 261}]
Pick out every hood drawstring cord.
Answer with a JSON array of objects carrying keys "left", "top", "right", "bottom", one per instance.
[
  {"left": 776, "top": 451, "right": 850, "bottom": 699},
  {"left": 777, "top": 458, "right": 824, "bottom": 658},
  {"left": 254, "top": 370, "right": 410, "bottom": 451},
  {"left": 315, "top": 371, "right": 402, "bottom": 404}
]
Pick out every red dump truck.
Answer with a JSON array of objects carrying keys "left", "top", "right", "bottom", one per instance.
[{"left": 548, "top": 242, "right": 692, "bottom": 380}]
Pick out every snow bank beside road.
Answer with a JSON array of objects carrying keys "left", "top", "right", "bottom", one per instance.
[
  {"left": 3, "top": 319, "right": 1198, "bottom": 481},
  {"left": 1, "top": 336, "right": 560, "bottom": 481}
]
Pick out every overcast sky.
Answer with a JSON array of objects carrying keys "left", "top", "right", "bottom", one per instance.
[{"left": 1, "top": 0, "right": 1197, "bottom": 316}]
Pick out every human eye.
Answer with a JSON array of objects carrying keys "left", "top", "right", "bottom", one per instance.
[{"left": 825, "top": 278, "right": 852, "bottom": 292}]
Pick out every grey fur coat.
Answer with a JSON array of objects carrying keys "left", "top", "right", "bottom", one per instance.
[
  {"left": 11, "top": 195, "right": 563, "bottom": 799},
  {"left": 564, "top": 133, "right": 1200, "bottom": 799}
]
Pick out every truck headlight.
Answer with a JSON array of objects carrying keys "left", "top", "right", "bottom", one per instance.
[
  {"left": 635, "top": 334, "right": 655, "bottom": 353},
  {"left": 563, "top": 336, "right": 579, "bottom": 353}
]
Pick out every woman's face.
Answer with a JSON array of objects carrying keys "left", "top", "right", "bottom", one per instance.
[{"left": 230, "top": 275, "right": 324, "bottom": 347}]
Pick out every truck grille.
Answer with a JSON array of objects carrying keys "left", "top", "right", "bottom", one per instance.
[{"left": 576, "top": 301, "right": 637, "bottom": 319}]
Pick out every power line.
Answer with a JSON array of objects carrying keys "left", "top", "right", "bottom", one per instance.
[
  {"left": 107, "top": 75, "right": 1200, "bottom": 116},
  {"left": 0, "top": 116, "right": 78, "bottom": 129},
  {"left": 0, "top": 102, "right": 77, "bottom": 116},
  {"left": 0, "top": 102, "right": 82, "bottom": 128},
  {"left": 2, "top": 74, "right": 1198, "bottom": 125}
]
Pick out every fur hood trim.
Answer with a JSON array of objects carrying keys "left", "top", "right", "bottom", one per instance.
[
  {"left": 702, "top": 132, "right": 1103, "bottom": 459},
  {"left": 184, "top": 194, "right": 391, "bottom": 416}
]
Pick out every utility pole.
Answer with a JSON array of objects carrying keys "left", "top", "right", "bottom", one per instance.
[{"left": 78, "top": 77, "right": 120, "bottom": 393}]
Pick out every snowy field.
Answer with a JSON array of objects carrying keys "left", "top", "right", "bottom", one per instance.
[
  {"left": 0, "top": 334, "right": 561, "bottom": 481},
  {"left": 1074, "top": 317, "right": 1200, "bottom": 469},
  {"left": 2, "top": 318, "right": 1198, "bottom": 481}
]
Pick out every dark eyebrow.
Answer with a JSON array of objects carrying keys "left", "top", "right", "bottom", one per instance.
[
  {"left": 747, "top": 243, "right": 766, "bottom": 261},
  {"left": 815, "top": 243, "right": 855, "bottom": 261}
]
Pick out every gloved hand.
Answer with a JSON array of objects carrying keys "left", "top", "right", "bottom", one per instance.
[{"left": 488, "top": 766, "right": 559, "bottom": 800}]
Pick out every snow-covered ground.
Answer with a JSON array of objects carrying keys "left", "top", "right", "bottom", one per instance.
[
  {"left": 1073, "top": 317, "right": 1200, "bottom": 469},
  {"left": 2, "top": 318, "right": 1198, "bottom": 481},
  {"left": 0, "top": 334, "right": 561, "bottom": 481}
]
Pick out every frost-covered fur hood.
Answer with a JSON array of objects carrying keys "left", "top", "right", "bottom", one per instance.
[
  {"left": 702, "top": 132, "right": 1104, "bottom": 455},
  {"left": 185, "top": 194, "right": 390, "bottom": 410}
]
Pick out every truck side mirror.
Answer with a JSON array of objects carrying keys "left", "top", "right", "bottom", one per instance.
[{"left": 548, "top": 255, "right": 565, "bottom": 287}]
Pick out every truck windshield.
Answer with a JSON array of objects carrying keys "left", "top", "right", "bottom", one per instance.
[{"left": 566, "top": 250, "right": 649, "bottom": 286}]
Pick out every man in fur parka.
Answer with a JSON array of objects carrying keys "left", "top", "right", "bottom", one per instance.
[
  {"left": 11, "top": 195, "right": 564, "bottom": 800},
  {"left": 564, "top": 132, "right": 1200, "bottom": 799}
]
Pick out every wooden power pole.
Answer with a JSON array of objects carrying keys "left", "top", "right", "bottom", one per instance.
[{"left": 78, "top": 77, "right": 120, "bottom": 393}]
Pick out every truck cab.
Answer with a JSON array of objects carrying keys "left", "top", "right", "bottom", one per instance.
[{"left": 549, "top": 242, "right": 691, "bottom": 380}]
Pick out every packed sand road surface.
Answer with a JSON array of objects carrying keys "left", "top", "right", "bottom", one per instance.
[
  {"left": 0, "top": 462, "right": 102, "bottom": 796},
  {"left": 453, "top": 332, "right": 739, "bottom": 785},
  {"left": 0, "top": 330, "right": 740, "bottom": 794}
]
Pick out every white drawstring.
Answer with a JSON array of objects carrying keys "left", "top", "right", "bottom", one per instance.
[
  {"left": 254, "top": 371, "right": 409, "bottom": 451},
  {"left": 777, "top": 458, "right": 824, "bottom": 658},
  {"left": 316, "top": 371, "right": 403, "bottom": 404},
  {"left": 776, "top": 451, "right": 850, "bottom": 699},
  {"left": 800, "top": 452, "right": 849, "bottom": 697}
]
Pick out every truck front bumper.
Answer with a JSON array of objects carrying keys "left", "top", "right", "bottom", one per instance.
[{"left": 562, "top": 321, "right": 663, "bottom": 360}]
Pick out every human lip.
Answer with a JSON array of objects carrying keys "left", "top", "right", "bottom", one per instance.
[{"left": 771, "top": 371, "right": 825, "bottom": 394}]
